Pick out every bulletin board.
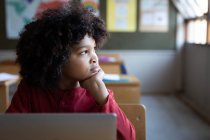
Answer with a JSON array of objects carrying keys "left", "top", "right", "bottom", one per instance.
[
  {"left": 100, "top": 0, "right": 177, "bottom": 50},
  {"left": 0, "top": 0, "right": 177, "bottom": 50}
]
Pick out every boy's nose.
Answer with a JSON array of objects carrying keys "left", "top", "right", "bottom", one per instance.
[
  {"left": 90, "top": 57, "right": 97, "bottom": 63},
  {"left": 92, "top": 59, "right": 96, "bottom": 63},
  {"left": 90, "top": 53, "right": 98, "bottom": 64}
]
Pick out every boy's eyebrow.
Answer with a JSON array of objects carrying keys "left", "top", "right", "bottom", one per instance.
[{"left": 73, "top": 45, "right": 96, "bottom": 51}]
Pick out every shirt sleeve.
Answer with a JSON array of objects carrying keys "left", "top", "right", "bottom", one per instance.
[
  {"left": 100, "top": 90, "right": 136, "bottom": 140},
  {"left": 6, "top": 80, "right": 31, "bottom": 113}
]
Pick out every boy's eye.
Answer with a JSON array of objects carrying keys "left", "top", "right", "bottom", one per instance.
[{"left": 80, "top": 50, "right": 88, "bottom": 55}]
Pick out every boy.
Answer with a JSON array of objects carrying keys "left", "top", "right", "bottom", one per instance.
[{"left": 6, "top": 1, "right": 135, "bottom": 140}]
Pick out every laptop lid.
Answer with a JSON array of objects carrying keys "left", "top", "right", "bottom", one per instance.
[{"left": 0, "top": 113, "right": 116, "bottom": 140}]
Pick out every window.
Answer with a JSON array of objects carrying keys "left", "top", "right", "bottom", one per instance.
[
  {"left": 172, "top": 0, "right": 208, "bottom": 19},
  {"left": 186, "top": 19, "right": 207, "bottom": 44},
  {"left": 195, "top": 0, "right": 208, "bottom": 14},
  {"left": 173, "top": 0, "right": 208, "bottom": 45}
]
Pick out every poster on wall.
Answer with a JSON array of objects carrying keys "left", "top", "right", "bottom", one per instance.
[
  {"left": 5, "top": 0, "right": 68, "bottom": 39},
  {"left": 139, "top": 0, "right": 168, "bottom": 32},
  {"left": 81, "top": 0, "right": 100, "bottom": 16},
  {"left": 107, "top": 0, "right": 137, "bottom": 32}
]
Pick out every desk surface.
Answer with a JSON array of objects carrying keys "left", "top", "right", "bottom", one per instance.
[
  {"left": 0, "top": 77, "right": 19, "bottom": 86},
  {"left": 104, "top": 75, "right": 140, "bottom": 86},
  {"left": 104, "top": 75, "right": 141, "bottom": 104}
]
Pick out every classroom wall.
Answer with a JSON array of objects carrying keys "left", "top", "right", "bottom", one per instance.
[
  {"left": 100, "top": 1, "right": 178, "bottom": 94},
  {"left": 0, "top": 0, "right": 176, "bottom": 50},
  {"left": 0, "top": 50, "right": 16, "bottom": 60},
  {"left": 183, "top": 46, "right": 210, "bottom": 121},
  {"left": 101, "top": 50, "right": 178, "bottom": 94},
  {"left": 101, "top": 0, "right": 176, "bottom": 50},
  {"left": 0, "top": 0, "right": 17, "bottom": 49},
  {"left": 0, "top": 0, "right": 179, "bottom": 94}
]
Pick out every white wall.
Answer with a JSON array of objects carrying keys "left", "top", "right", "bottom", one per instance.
[
  {"left": 0, "top": 50, "right": 16, "bottom": 60},
  {"left": 101, "top": 50, "right": 178, "bottom": 94},
  {"left": 184, "top": 46, "right": 210, "bottom": 119}
]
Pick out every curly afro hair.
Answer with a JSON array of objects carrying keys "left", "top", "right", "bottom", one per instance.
[{"left": 16, "top": 1, "right": 108, "bottom": 89}]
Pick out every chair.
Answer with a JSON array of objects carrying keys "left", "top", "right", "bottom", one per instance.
[{"left": 119, "top": 104, "right": 146, "bottom": 140}]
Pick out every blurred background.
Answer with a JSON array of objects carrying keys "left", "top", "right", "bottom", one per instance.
[{"left": 0, "top": 0, "right": 210, "bottom": 140}]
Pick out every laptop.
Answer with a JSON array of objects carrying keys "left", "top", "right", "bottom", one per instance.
[{"left": 0, "top": 113, "right": 116, "bottom": 140}]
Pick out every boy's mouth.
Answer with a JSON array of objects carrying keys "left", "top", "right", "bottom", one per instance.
[{"left": 90, "top": 66, "right": 100, "bottom": 73}]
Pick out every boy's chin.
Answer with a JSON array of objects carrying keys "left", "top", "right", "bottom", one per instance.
[
  {"left": 80, "top": 75, "right": 92, "bottom": 81},
  {"left": 82, "top": 73, "right": 96, "bottom": 81}
]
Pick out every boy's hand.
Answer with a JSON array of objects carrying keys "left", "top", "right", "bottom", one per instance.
[{"left": 80, "top": 69, "right": 109, "bottom": 105}]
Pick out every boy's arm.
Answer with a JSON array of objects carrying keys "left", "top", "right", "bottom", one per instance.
[
  {"left": 100, "top": 90, "right": 136, "bottom": 140},
  {"left": 80, "top": 69, "right": 136, "bottom": 140},
  {"left": 79, "top": 69, "right": 109, "bottom": 105}
]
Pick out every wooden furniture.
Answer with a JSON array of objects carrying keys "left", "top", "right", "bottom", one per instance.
[
  {"left": 0, "top": 60, "right": 20, "bottom": 112},
  {"left": 98, "top": 54, "right": 123, "bottom": 74},
  {"left": 119, "top": 104, "right": 146, "bottom": 140},
  {"left": 105, "top": 75, "right": 141, "bottom": 104},
  {"left": 0, "top": 60, "right": 20, "bottom": 75},
  {"left": 0, "top": 78, "right": 19, "bottom": 112}
]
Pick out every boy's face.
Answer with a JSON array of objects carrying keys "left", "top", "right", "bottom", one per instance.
[{"left": 62, "top": 34, "right": 100, "bottom": 82}]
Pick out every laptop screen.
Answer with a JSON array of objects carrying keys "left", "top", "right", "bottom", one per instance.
[{"left": 0, "top": 113, "right": 116, "bottom": 140}]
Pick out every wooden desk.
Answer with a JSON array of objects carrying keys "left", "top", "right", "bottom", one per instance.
[
  {"left": 0, "top": 61, "right": 20, "bottom": 112},
  {"left": 0, "top": 78, "right": 19, "bottom": 112},
  {"left": 0, "top": 61, "right": 20, "bottom": 75},
  {"left": 105, "top": 75, "right": 141, "bottom": 104},
  {"left": 98, "top": 54, "right": 123, "bottom": 74},
  {"left": 100, "top": 61, "right": 123, "bottom": 74}
]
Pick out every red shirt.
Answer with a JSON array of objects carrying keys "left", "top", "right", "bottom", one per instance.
[{"left": 6, "top": 80, "right": 136, "bottom": 140}]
